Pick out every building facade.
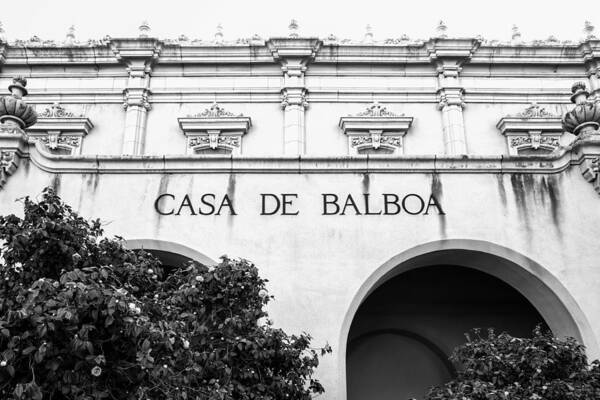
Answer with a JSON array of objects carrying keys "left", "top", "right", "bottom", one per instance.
[{"left": 1, "top": 22, "right": 600, "bottom": 400}]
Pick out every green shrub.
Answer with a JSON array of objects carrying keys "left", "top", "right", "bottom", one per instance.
[
  {"left": 0, "top": 188, "right": 330, "bottom": 399},
  {"left": 426, "top": 327, "right": 600, "bottom": 400}
]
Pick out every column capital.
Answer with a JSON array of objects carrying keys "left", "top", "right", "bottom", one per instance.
[
  {"left": 280, "top": 88, "right": 308, "bottom": 109},
  {"left": 122, "top": 88, "right": 151, "bottom": 111},
  {"left": 437, "top": 87, "right": 465, "bottom": 109}
]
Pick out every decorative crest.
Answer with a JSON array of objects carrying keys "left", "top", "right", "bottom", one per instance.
[
  {"left": 436, "top": 20, "right": 448, "bottom": 38},
  {"left": 288, "top": 19, "right": 299, "bottom": 38},
  {"left": 363, "top": 25, "right": 374, "bottom": 44},
  {"left": 190, "top": 102, "right": 241, "bottom": 118},
  {"left": 138, "top": 21, "right": 150, "bottom": 38},
  {"left": 65, "top": 25, "right": 75, "bottom": 45},
  {"left": 355, "top": 102, "right": 400, "bottom": 117},
  {"left": 38, "top": 102, "right": 82, "bottom": 118},
  {"left": 584, "top": 21, "right": 596, "bottom": 40},
  {"left": 513, "top": 103, "right": 558, "bottom": 118}
]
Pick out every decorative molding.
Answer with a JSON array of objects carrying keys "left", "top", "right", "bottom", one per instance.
[
  {"left": 178, "top": 103, "right": 251, "bottom": 155},
  {"left": 339, "top": 102, "right": 413, "bottom": 155},
  {"left": 20, "top": 136, "right": 600, "bottom": 175},
  {"left": 26, "top": 103, "right": 93, "bottom": 155},
  {"left": 497, "top": 103, "right": 563, "bottom": 155}
]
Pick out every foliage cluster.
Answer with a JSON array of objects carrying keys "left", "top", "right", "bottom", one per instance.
[{"left": 0, "top": 188, "right": 330, "bottom": 400}]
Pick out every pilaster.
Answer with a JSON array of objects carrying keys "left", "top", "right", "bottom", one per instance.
[
  {"left": 580, "top": 39, "right": 600, "bottom": 100},
  {"left": 427, "top": 38, "right": 480, "bottom": 155},
  {"left": 110, "top": 37, "right": 162, "bottom": 155},
  {"left": 267, "top": 37, "right": 321, "bottom": 155}
]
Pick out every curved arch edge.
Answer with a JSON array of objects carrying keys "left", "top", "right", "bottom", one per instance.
[
  {"left": 338, "top": 238, "right": 599, "bottom": 399},
  {"left": 123, "top": 238, "right": 218, "bottom": 266}
]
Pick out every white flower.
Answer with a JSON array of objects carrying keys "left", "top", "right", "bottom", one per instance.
[
  {"left": 14, "top": 262, "right": 22, "bottom": 269},
  {"left": 128, "top": 302, "right": 136, "bottom": 310},
  {"left": 147, "top": 269, "right": 154, "bottom": 274},
  {"left": 91, "top": 366, "right": 102, "bottom": 376},
  {"left": 258, "top": 289, "right": 268, "bottom": 298},
  {"left": 182, "top": 339, "right": 190, "bottom": 349},
  {"left": 207, "top": 266, "right": 215, "bottom": 272},
  {"left": 0, "top": 360, "right": 6, "bottom": 367},
  {"left": 163, "top": 364, "right": 168, "bottom": 369},
  {"left": 195, "top": 276, "right": 204, "bottom": 282}
]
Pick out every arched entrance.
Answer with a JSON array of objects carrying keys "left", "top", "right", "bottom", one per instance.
[{"left": 342, "top": 240, "right": 597, "bottom": 400}]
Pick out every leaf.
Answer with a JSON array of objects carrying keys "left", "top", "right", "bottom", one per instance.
[{"left": 22, "top": 346, "right": 36, "bottom": 355}]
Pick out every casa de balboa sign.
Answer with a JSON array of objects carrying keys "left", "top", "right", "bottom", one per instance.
[{"left": 154, "top": 192, "right": 445, "bottom": 216}]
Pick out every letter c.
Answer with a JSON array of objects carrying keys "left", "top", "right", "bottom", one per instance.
[{"left": 154, "top": 193, "right": 175, "bottom": 215}]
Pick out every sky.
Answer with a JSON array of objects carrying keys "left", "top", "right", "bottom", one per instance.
[{"left": 1, "top": 0, "right": 598, "bottom": 43}]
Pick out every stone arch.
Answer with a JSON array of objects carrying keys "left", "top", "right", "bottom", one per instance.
[
  {"left": 339, "top": 239, "right": 598, "bottom": 399},
  {"left": 123, "top": 238, "right": 217, "bottom": 267}
]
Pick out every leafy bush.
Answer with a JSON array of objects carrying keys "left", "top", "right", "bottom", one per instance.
[
  {"left": 426, "top": 327, "right": 600, "bottom": 400},
  {"left": 0, "top": 188, "right": 330, "bottom": 399}
]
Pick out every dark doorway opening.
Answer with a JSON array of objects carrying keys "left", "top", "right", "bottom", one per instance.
[{"left": 346, "top": 265, "right": 547, "bottom": 400}]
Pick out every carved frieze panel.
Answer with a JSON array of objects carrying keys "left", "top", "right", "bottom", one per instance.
[
  {"left": 339, "top": 102, "right": 413, "bottom": 155},
  {"left": 496, "top": 103, "right": 563, "bottom": 155},
  {"left": 178, "top": 103, "right": 251, "bottom": 155},
  {"left": 26, "top": 103, "right": 93, "bottom": 155}
]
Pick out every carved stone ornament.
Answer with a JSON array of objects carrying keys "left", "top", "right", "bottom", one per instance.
[
  {"left": 26, "top": 102, "right": 93, "bottom": 155},
  {"left": 178, "top": 103, "right": 251, "bottom": 155},
  {"left": 339, "top": 102, "right": 413, "bottom": 155},
  {"left": 0, "top": 149, "right": 19, "bottom": 188},
  {"left": 496, "top": 103, "right": 563, "bottom": 155},
  {"left": 581, "top": 156, "right": 600, "bottom": 194}
]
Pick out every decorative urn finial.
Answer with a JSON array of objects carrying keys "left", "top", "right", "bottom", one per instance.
[
  {"left": 584, "top": 21, "right": 595, "bottom": 40},
  {"left": 511, "top": 24, "right": 522, "bottom": 43},
  {"left": 288, "top": 19, "right": 299, "bottom": 38},
  {"left": 562, "top": 81, "right": 600, "bottom": 136},
  {"left": 363, "top": 24, "right": 374, "bottom": 44},
  {"left": 138, "top": 20, "right": 150, "bottom": 38},
  {"left": 65, "top": 25, "right": 75, "bottom": 45},
  {"left": 214, "top": 23, "right": 224, "bottom": 44},
  {"left": 0, "top": 77, "right": 38, "bottom": 128},
  {"left": 436, "top": 20, "right": 448, "bottom": 38}
]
